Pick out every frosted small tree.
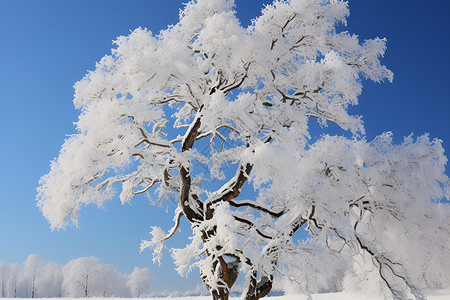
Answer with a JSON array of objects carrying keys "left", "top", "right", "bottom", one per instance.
[
  {"left": 0, "top": 262, "right": 9, "bottom": 298},
  {"left": 96, "top": 263, "right": 130, "bottom": 297},
  {"left": 23, "top": 254, "right": 45, "bottom": 298},
  {"left": 37, "top": 0, "right": 450, "bottom": 299},
  {"left": 37, "top": 262, "right": 63, "bottom": 297},
  {"left": 6, "top": 263, "right": 22, "bottom": 298},
  {"left": 63, "top": 257, "right": 100, "bottom": 298},
  {"left": 62, "top": 256, "right": 128, "bottom": 297},
  {"left": 127, "top": 267, "right": 152, "bottom": 298}
]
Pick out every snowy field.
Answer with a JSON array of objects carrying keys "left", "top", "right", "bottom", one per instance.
[
  {"left": 4, "top": 291, "right": 450, "bottom": 300},
  {"left": 135, "top": 292, "right": 450, "bottom": 300}
]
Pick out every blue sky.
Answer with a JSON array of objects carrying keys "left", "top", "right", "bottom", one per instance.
[{"left": 0, "top": 0, "right": 449, "bottom": 293}]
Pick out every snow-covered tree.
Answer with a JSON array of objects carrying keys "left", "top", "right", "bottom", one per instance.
[
  {"left": 62, "top": 257, "right": 99, "bottom": 297},
  {"left": 62, "top": 256, "right": 130, "bottom": 297},
  {"left": 96, "top": 263, "right": 130, "bottom": 297},
  {"left": 0, "top": 262, "right": 9, "bottom": 297},
  {"left": 37, "top": 0, "right": 450, "bottom": 299},
  {"left": 0, "top": 256, "right": 144, "bottom": 298},
  {"left": 37, "top": 261, "right": 63, "bottom": 297},
  {"left": 6, "top": 263, "right": 22, "bottom": 298},
  {"left": 127, "top": 266, "right": 152, "bottom": 298},
  {"left": 23, "top": 254, "right": 45, "bottom": 298}
]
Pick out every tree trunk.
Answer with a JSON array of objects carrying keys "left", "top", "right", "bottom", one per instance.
[
  {"left": 205, "top": 257, "right": 239, "bottom": 300},
  {"left": 84, "top": 274, "right": 89, "bottom": 298},
  {"left": 243, "top": 271, "right": 273, "bottom": 300},
  {"left": 31, "top": 275, "right": 36, "bottom": 298},
  {"left": 212, "top": 288, "right": 230, "bottom": 300}
]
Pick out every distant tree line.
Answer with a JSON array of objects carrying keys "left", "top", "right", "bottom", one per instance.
[{"left": 0, "top": 254, "right": 151, "bottom": 298}]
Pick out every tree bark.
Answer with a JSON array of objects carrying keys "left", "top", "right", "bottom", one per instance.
[
  {"left": 244, "top": 271, "right": 273, "bottom": 300},
  {"left": 212, "top": 288, "right": 229, "bottom": 300},
  {"left": 203, "top": 256, "right": 240, "bottom": 300}
]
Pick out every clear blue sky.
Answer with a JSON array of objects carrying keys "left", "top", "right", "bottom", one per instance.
[{"left": 0, "top": 0, "right": 449, "bottom": 293}]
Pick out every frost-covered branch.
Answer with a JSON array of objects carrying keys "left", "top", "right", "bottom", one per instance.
[
  {"left": 140, "top": 208, "right": 184, "bottom": 265},
  {"left": 228, "top": 200, "right": 284, "bottom": 218}
]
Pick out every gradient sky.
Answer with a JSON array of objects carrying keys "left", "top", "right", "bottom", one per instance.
[{"left": 1, "top": 0, "right": 449, "bottom": 293}]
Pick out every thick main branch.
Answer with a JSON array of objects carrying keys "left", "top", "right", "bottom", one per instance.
[{"left": 180, "top": 108, "right": 205, "bottom": 222}]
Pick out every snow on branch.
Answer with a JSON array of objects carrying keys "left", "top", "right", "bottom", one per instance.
[{"left": 140, "top": 207, "right": 184, "bottom": 265}]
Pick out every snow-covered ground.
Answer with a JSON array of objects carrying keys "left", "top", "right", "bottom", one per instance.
[
  {"left": 139, "top": 290, "right": 449, "bottom": 300},
  {"left": 5, "top": 290, "right": 449, "bottom": 300}
]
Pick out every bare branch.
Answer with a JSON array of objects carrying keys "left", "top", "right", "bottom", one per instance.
[
  {"left": 209, "top": 163, "right": 253, "bottom": 206},
  {"left": 228, "top": 200, "right": 284, "bottom": 218},
  {"left": 163, "top": 209, "right": 184, "bottom": 243},
  {"left": 180, "top": 108, "right": 205, "bottom": 222},
  {"left": 233, "top": 216, "right": 273, "bottom": 240},
  {"left": 354, "top": 220, "right": 424, "bottom": 299},
  {"left": 133, "top": 179, "right": 160, "bottom": 195}
]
